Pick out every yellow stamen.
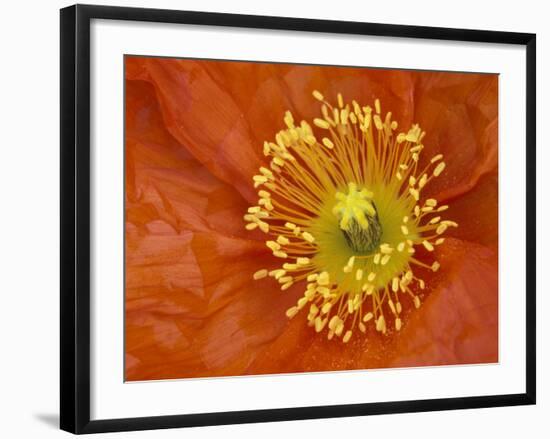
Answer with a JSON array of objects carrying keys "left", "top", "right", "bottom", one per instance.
[
  {"left": 253, "top": 269, "right": 268, "bottom": 280},
  {"left": 246, "top": 91, "right": 456, "bottom": 342}
]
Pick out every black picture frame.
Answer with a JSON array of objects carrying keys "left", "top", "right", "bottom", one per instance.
[{"left": 60, "top": 4, "right": 536, "bottom": 434}]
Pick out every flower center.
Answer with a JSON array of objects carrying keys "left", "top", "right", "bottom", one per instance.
[
  {"left": 333, "top": 183, "right": 382, "bottom": 253},
  {"left": 245, "top": 91, "right": 457, "bottom": 343}
]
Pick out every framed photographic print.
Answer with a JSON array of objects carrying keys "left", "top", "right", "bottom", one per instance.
[{"left": 60, "top": 4, "right": 536, "bottom": 434}]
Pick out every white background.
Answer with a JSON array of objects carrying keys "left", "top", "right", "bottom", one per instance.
[{"left": 0, "top": 0, "right": 546, "bottom": 438}]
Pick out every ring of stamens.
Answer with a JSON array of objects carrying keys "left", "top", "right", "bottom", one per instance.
[{"left": 245, "top": 90, "right": 457, "bottom": 342}]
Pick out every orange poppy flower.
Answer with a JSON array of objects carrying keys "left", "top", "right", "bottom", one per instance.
[{"left": 124, "top": 56, "right": 498, "bottom": 381}]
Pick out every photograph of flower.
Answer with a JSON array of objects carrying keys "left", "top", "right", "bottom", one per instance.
[{"left": 124, "top": 56, "right": 498, "bottom": 382}]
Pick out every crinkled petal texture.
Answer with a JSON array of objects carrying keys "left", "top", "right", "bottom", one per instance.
[{"left": 125, "top": 56, "right": 498, "bottom": 381}]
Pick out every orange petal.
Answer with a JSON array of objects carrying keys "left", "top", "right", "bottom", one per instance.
[
  {"left": 125, "top": 78, "right": 251, "bottom": 238},
  {"left": 126, "top": 56, "right": 266, "bottom": 203},
  {"left": 125, "top": 58, "right": 499, "bottom": 379},
  {"left": 248, "top": 238, "right": 497, "bottom": 374},
  {"left": 413, "top": 72, "right": 498, "bottom": 201},
  {"left": 126, "top": 232, "right": 297, "bottom": 380},
  {"left": 125, "top": 78, "right": 297, "bottom": 380},
  {"left": 443, "top": 169, "right": 499, "bottom": 250},
  {"left": 388, "top": 238, "right": 498, "bottom": 367}
]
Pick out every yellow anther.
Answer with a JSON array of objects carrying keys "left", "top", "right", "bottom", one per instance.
[
  {"left": 273, "top": 156, "right": 285, "bottom": 167},
  {"left": 343, "top": 330, "right": 353, "bottom": 343},
  {"left": 373, "top": 114, "right": 383, "bottom": 130},
  {"left": 401, "top": 225, "right": 409, "bottom": 235},
  {"left": 310, "top": 304, "right": 319, "bottom": 315},
  {"left": 409, "top": 188, "right": 420, "bottom": 201},
  {"left": 381, "top": 254, "right": 391, "bottom": 265},
  {"left": 431, "top": 154, "right": 443, "bottom": 163},
  {"left": 413, "top": 296, "right": 421, "bottom": 309},
  {"left": 270, "top": 269, "right": 286, "bottom": 279},
  {"left": 375, "top": 98, "right": 381, "bottom": 114},
  {"left": 376, "top": 315, "right": 386, "bottom": 332},
  {"left": 302, "top": 231, "right": 315, "bottom": 243},
  {"left": 328, "top": 315, "right": 340, "bottom": 331},
  {"left": 277, "top": 235, "right": 290, "bottom": 245},
  {"left": 322, "top": 137, "right": 334, "bottom": 149},
  {"left": 307, "top": 273, "right": 318, "bottom": 282},
  {"left": 273, "top": 250, "right": 288, "bottom": 258},
  {"left": 312, "top": 90, "right": 324, "bottom": 101},
  {"left": 337, "top": 93, "right": 344, "bottom": 108},
  {"left": 253, "top": 269, "right": 268, "bottom": 280},
  {"left": 330, "top": 110, "right": 339, "bottom": 127},
  {"left": 314, "top": 118, "right": 330, "bottom": 129},
  {"left": 426, "top": 198, "right": 437, "bottom": 207},
  {"left": 297, "top": 257, "right": 310, "bottom": 265},
  {"left": 388, "top": 300, "right": 396, "bottom": 314},
  {"left": 340, "top": 108, "right": 349, "bottom": 125},
  {"left": 436, "top": 224, "right": 448, "bottom": 235},
  {"left": 285, "top": 222, "right": 296, "bottom": 229},
  {"left": 315, "top": 317, "right": 327, "bottom": 333},
  {"left": 335, "top": 321, "right": 344, "bottom": 337},
  {"left": 433, "top": 162, "right": 446, "bottom": 177},
  {"left": 367, "top": 272, "right": 376, "bottom": 282},
  {"left": 432, "top": 261, "right": 441, "bottom": 272},
  {"left": 363, "top": 312, "right": 374, "bottom": 322},
  {"left": 266, "top": 241, "right": 281, "bottom": 251},
  {"left": 355, "top": 269, "right": 364, "bottom": 281},
  {"left": 373, "top": 253, "right": 381, "bottom": 264},
  {"left": 347, "top": 299, "right": 354, "bottom": 314},
  {"left": 321, "top": 302, "right": 332, "bottom": 314},
  {"left": 317, "top": 271, "right": 330, "bottom": 286},
  {"left": 260, "top": 166, "right": 273, "bottom": 176},
  {"left": 442, "top": 220, "right": 458, "bottom": 227},
  {"left": 362, "top": 284, "right": 375, "bottom": 295},
  {"left": 317, "top": 286, "right": 331, "bottom": 297},
  {"left": 395, "top": 318, "right": 402, "bottom": 331},
  {"left": 286, "top": 306, "right": 298, "bottom": 318},
  {"left": 392, "top": 277, "right": 399, "bottom": 292}
]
